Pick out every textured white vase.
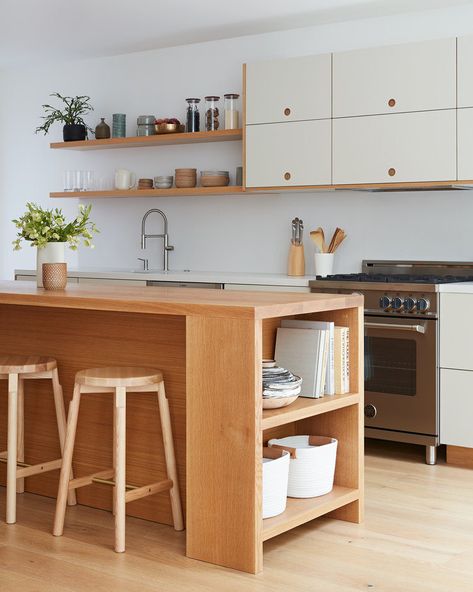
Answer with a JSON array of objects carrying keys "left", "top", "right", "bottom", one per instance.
[{"left": 36, "top": 242, "right": 66, "bottom": 287}]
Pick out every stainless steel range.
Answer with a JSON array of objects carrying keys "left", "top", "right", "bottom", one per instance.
[{"left": 309, "top": 260, "right": 473, "bottom": 465}]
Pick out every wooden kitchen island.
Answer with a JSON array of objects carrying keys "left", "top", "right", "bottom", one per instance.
[{"left": 0, "top": 281, "right": 363, "bottom": 573}]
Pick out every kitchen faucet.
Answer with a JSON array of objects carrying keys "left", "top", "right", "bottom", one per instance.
[{"left": 140, "top": 209, "right": 174, "bottom": 272}]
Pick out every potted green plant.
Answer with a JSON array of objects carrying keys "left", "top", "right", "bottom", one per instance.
[
  {"left": 35, "top": 93, "right": 94, "bottom": 141},
  {"left": 12, "top": 202, "right": 99, "bottom": 286}
]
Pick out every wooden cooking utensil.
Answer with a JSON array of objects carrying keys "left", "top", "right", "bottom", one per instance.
[
  {"left": 328, "top": 228, "right": 347, "bottom": 253},
  {"left": 310, "top": 228, "right": 326, "bottom": 253}
]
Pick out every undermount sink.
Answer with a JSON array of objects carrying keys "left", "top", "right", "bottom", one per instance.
[{"left": 132, "top": 269, "right": 192, "bottom": 274}]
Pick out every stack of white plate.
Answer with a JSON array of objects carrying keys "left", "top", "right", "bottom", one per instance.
[
  {"left": 262, "top": 449, "right": 290, "bottom": 519},
  {"left": 268, "top": 435, "right": 338, "bottom": 498},
  {"left": 263, "top": 359, "right": 302, "bottom": 409}
]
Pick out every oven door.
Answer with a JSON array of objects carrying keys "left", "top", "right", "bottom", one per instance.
[{"left": 364, "top": 315, "right": 438, "bottom": 435}]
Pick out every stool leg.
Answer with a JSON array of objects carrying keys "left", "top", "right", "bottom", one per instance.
[
  {"left": 53, "top": 383, "right": 81, "bottom": 537},
  {"left": 51, "top": 368, "right": 77, "bottom": 506},
  {"left": 16, "top": 377, "right": 25, "bottom": 494},
  {"left": 7, "top": 374, "right": 19, "bottom": 524},
  {"left": 157, "top": 381, "right": 184, "bottom": 531},
  {"left": 114, "top": 386, "right": 126, "bottom": 552}
]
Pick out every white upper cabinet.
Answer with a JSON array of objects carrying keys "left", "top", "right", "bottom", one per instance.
[
  {"left": 332, "top": 38, "right": 456, "bottom": 117},
  {"left": 245, "top": 119, "right": 331, "bottom": 188},
  {"left": 458, "top": 35, "right": 473, "bottom": 107},
  {"left": 457, "top": 108, "right": 473, "bottom": 180},
  {"left": 333, "top": 110, "right": 456, "bottom": 185},
  {"left": 245, "top": 54, "right": 331, "bottom": 125}
]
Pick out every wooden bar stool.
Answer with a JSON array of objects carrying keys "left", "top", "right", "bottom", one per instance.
[
  {"left": 53, "top": 366, "right": 184, "bottom": 552},
  {"left": 0, "top": 355, "right": 76, "bottom": 524}
]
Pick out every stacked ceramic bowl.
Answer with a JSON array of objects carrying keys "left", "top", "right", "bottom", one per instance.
[
  {"left": 201, "top": 170, "right": 230, "bottom": 187},
  {"left": 175, "top": 168, "right": 197, "bottom": 188},
  {"left": 262, "top": 359, "right": 302, "bottom": 409},
  {"left": 154, "top": 175, "right": 173, "bottom": 189}
]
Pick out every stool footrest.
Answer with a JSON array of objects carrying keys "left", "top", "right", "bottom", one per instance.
[
  {"left": 125, "top": 479, "right": 173, "bottom": 504},
  {"left": 11, "top": 458, "right": 63, "bottom": 479},
  {"left": 68, "top": 469, "right": 115, "bottom": 490}
]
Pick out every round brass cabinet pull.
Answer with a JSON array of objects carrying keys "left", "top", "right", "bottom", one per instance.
[
  {"left": 388, "top": 168, "right": 396, "bottom": 177},
  {"left": 284, "top": 107, "right": 291, "bottom": 116},
  {"left": 284, "top": 172, "right": 291, "bottom": 181},
  {"left": 388, "top": 98, "right": 396, "bottom": 107}
]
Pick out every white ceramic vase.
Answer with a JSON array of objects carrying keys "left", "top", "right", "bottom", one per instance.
[{"left": 36, "top": 242, "right": 66, "bottom": 287}]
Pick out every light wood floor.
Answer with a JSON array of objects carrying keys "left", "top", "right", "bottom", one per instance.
[{"left": 1, "top": 440, "right": 473, "bottom": 592}]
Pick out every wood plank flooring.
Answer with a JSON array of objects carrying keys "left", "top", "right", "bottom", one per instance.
[{"left": 1, "top": 440, "right": 473, "bottom": 591}]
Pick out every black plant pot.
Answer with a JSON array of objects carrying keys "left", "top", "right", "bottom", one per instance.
[{"left": 63, "top": 124, "right": 87, "bottom": 142}]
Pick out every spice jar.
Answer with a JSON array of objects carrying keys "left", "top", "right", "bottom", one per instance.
[
  {"left": 205, "top": 96, "right": 220, "bottom": 131},
  {"left": 224, "top": 94, "right": 240, "bottom": 129},
  {"left": 136, "top": 115, "right": 156, "bottom": 136},
  {"left": 186, "top": 98, "right": 200, "bottom": 132}
]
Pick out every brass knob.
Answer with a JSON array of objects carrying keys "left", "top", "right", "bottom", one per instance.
[
  {"left": 388, "top": 168, "right": 396, "bottom": 176},
  {"left": 284, "top": 107, "right": 291, "bottom": 116},
  {"left": 284, "top": 172, "right": 291, "bottom": 181},
  {"left": 388, "top": 98, "right": 396, "bottom": 107}
]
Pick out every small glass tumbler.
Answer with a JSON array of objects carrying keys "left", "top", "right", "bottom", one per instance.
[{"left": 64, "top": 171, "right": 75, "bottom": 191}]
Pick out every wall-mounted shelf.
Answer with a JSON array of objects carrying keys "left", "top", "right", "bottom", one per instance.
[
  {"left": 50, "top": 186, "right": 245, "bottom": 199},
  {"left": 50, "top": 128, "right": 243, "bottom": 150}
]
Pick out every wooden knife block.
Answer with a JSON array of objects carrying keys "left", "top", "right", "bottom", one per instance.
[{"left": 287, "top": 243, "right": 305, "bottom": 276}]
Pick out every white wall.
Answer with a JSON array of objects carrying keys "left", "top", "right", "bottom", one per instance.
[{"left": 2, "top": 3, "right": 473, "bottom": 279}]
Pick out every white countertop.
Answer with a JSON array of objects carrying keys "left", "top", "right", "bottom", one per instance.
[
  {"left": 15, "top": 268, "right": 314, "bottom": 287},
  {"left": 438, "top": 282, "right": 473, "bottom": 294}
]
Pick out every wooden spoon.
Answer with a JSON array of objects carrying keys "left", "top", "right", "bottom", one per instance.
[
  {"left": 328, "top": 228, "right": 347, "bottom": 253},
  {"left": 310, "top": 229, "right": 325, "bottom": 253}
]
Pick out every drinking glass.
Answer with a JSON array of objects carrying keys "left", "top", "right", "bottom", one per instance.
[{"left": 64, "top": 171, "right": 75, "bottom": 192}]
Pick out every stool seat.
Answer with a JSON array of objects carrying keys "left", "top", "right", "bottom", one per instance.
[
  {"left": 75, "top": 367, "right": 163, "bottom": 388},
  {"left": 0, "top": 356, "right": 57, "bottom": 375}
]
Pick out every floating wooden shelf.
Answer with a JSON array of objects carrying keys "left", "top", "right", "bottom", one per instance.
[
  {"left": 50, "top": 128, "right": 243, "bottom": 150},
  {"left": 262, "top": 486, "right": 360, "bottom": 541},
  {"left": 262, "top": 392, "right": 360, "bottom": 431},
  {"left": 50, "top": 186, "right": 245, "bottom": 199}
]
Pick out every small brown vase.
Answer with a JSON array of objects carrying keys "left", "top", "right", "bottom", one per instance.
[
  {"left": 42, "top": 263, "right": 67, "bottom": 290},
  {"left": 95, "top": 118, "right": 111, "bottom": 139}
]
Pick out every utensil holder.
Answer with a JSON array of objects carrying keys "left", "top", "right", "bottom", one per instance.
[
  {"left": 288, "top": 243, "right": 305, "bottom": 276},
  {"left": 314, "top": 253, "right": 334, "bottom": 277}
]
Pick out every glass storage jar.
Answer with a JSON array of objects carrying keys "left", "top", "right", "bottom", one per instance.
[
  {"left": 136, "top": 115, "right": 156, "bottom": 136},
  {"left": 224, "top": 93, "right": 240, "bottom": 129},
  {"left": 204, "top": 96, "right": 220, "bottom": 131},
  {"left": 186, "top": 98, "right": 200, "bottom": 132}
]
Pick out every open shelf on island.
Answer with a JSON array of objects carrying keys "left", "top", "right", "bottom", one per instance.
[
  {"left": 50, "top": 186, "right": 246, "bottom": 199},
  {"left": 262, "top": 486, "right": 360, "bottom": 541},
  {"left": 50, "top": 128, "right": 243, "bottom": 150},
  {"left": 262, "top": 392, "right": 360, "bottom": 431}
]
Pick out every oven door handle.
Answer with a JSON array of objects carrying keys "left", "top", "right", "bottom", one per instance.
[{"left": 365, "top": 321, "right": 426, "bottom": 334}]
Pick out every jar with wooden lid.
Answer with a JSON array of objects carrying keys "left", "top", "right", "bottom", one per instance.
[
  {"left": 204, "top": 96, "right": 220, "bottom": 131},
  {"left": 224, "top": 94, "right": 239, "bottom": 129}
]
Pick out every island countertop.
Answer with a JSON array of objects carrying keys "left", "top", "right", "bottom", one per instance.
[{"left": 0, "top": 281, "right": 362, "bottom": 319}]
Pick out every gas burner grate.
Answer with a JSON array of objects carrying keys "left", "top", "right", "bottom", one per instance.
[{"left": 315, "top": 273, "right": 473, "bottom": 284}]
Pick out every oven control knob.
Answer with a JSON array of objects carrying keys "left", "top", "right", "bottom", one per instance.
[
  {"left": 364, "top": 404, "right": 377, "bottom": 419},
  {"left": 391, "top": 296, "right": 403, "bottom": 311},
  {"left": 403, "top": 297, "right": 417, "bottom": 312},
  {"left": 416, "top": 298, "right": 430, "bottom": 312},
  {"left": 379, "top": 295, "right": 392, "bottom": 310}
]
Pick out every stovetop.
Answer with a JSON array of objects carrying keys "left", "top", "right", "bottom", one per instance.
[{"left": 314, "top": 273, "right": 473, "bottom": 284}]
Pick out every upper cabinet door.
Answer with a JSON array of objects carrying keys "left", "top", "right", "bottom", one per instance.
[
  {"left": 245, "top": 54, "right": 331, "bottom": 125},
  {"left": 333, "top": 110, "right": 456, "bottom": 185},
  {"left": 245, "top": 119, "right": 331, "bottom": 188},
  {"left": 333, "top": 38, "right": 456, "bottom": 117},
  {"left": 458, "top": 35, "right": 473, "bottom": 107}
]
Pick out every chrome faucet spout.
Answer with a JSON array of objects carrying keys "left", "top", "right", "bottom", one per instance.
[{"left": 140, "top": 209, "right": 174, "bottom": 271}]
